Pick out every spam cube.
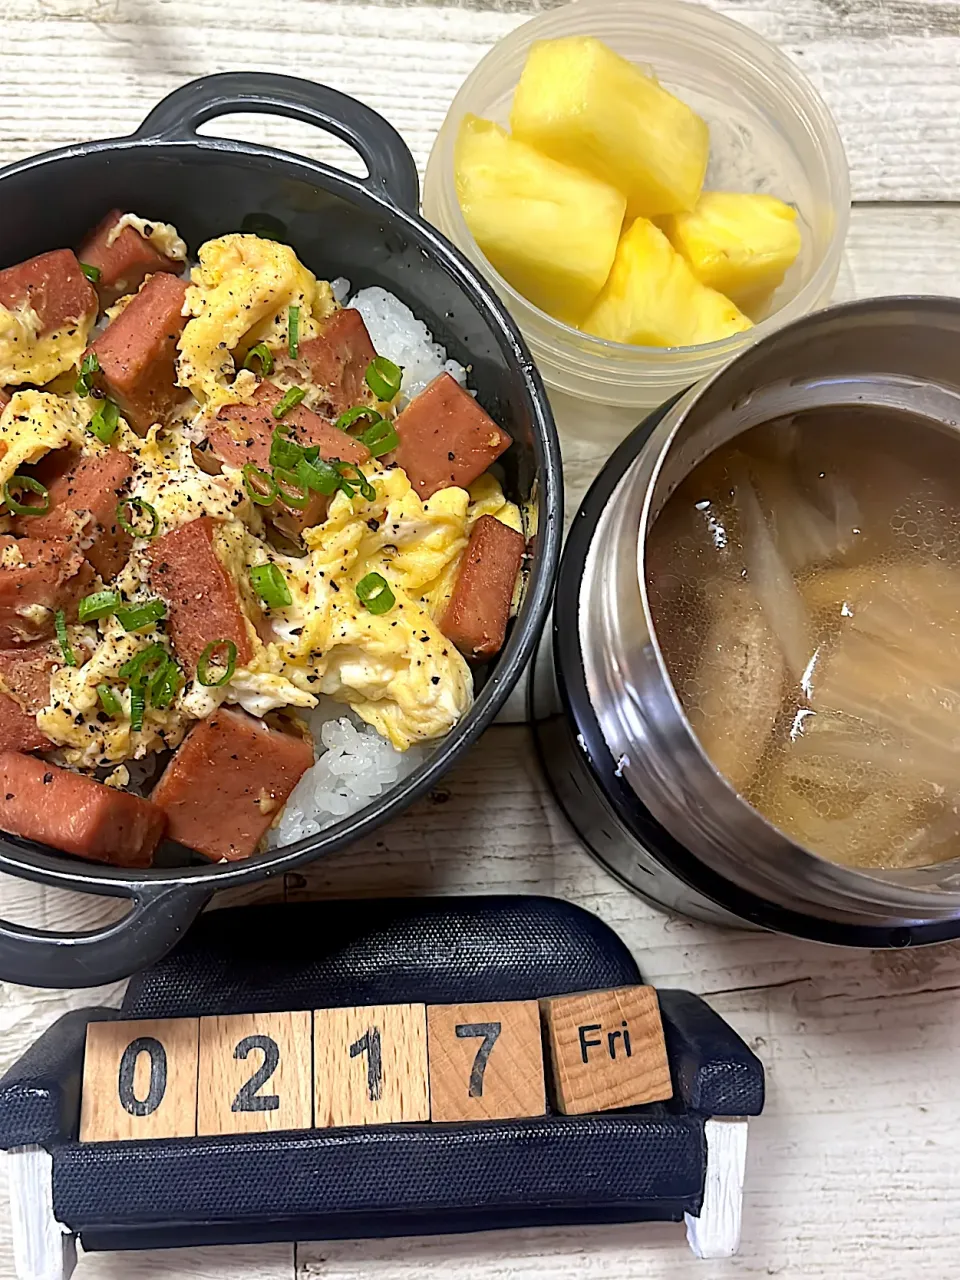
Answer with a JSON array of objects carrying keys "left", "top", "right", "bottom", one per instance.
[
  {"left": 197, "top": 1011, "right": 313, "bottom": 1136},
  {"left": 0, "top": 535, "right": 94, "bottom": 646},
  {"left": 211, "top": 382, "right": 370, "bottom": 540},
  {"left": 0, "top": 752, "right": 165, "bottom": 866},
  {"left": 393, "top": 373, "right": 512, "bottom": 501},
  {"left": 440, "top": 514, "right": 525, "bottom": 660},
  {"left": 78, "top": 210, "right": 183, "bottom": 309},
  {"left": 15, "top": 446, "right": 135, "bottom": 580},
  {"left": 0, "top": 694, "right": 48, "bottom": 752},
  {"left": 88, "top": 272, "right": 188, "bottom": 433},
  {"left": 290, "top": 307, "right": 378, "bottom": 418},
  {"left": 539, "top": 985, "right": 672, "bottom": 1115},
  {"left": 150, "top": 707, "right": 314, "bottom": 861},
  {"left": 80, "top": 1017, "right": 200, "bottom": 1142},
  {"left": 0, "top": 249, "right": 97, "bottom": 339},
  {"left": 0, "top": 642, "right": 57, "bottom": 751},
  {"left": 426, "top": 999, "right": 546, "bottom": 1123},
  {"left": 144, "top": 516, "right": 254, "bottom": 675}
]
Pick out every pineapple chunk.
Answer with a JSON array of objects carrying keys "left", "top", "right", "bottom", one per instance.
[
  {"left": 661, "top": 192, "right": 802, "bottom": 311},
  {"left": 510, "top": 36, "right": 709, "bottom": 218},
  {"left": 581, "top": 217, "right": 753, "bottom": 348},
  {"left": 454, "top": 115, "right": 625, "bottom": 324}
]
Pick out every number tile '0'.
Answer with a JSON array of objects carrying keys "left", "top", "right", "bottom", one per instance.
[
  {"left": 80, "top": 1018, "right": 200, "bottom": 1142},
  {"left": 313, "top": 1004, "right": 429, "bottom": 1128},
  {"left": 197, "top": 1012, "right": 313, "bottom": 1136},
  {"left": 426, "top": 1000, "right": 546, "bottom": 1123}
]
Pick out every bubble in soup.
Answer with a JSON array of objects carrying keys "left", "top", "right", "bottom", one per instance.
[{"left": 646, "top": 407, "right": 960, "bottom": 870}]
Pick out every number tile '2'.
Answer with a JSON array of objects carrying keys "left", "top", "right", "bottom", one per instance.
[
  {"left": 313, "top": 1004, "right": 429, "bottom": 1128},
  {"left": 79, "top": 1018, "right": 200, "bottom": 1142},
  {"left": 196, "top": 1012, "right": 313, "bottom": 1136},
  {"left": 426, "top": 1000, "right": 546, "bottom": 1123}
]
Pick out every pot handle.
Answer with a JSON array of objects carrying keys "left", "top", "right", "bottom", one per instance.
[
  {"left": 133, "top": 72, "right": 420, "bottom": 215},
  {"left": 0, "top": 875, "right": 211, "bottom": 989}
]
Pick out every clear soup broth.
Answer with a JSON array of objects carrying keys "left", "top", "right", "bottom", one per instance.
[{"left": 646, "top": 407, "right": 960, "bottom": 870}]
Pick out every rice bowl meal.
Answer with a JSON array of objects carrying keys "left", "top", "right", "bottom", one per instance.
[{"left": 0, "top": 213, "right": 526, "bottom": 868}]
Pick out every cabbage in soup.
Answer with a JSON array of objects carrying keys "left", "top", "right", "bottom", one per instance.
[{"left": 646, "top": 408, "right": 960, "bottom": 870}]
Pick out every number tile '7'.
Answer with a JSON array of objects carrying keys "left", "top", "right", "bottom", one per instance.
[
  {"left": 196, "top": 1012, "right": 313, "bottom": 1136},
  {"left": 426, "top": 1001, "right": 546, "bottom": 1123}
]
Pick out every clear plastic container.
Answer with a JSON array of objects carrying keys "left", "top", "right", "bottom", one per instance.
[{"left": 423, "top": 0, "right": 850, "bottom": 445}]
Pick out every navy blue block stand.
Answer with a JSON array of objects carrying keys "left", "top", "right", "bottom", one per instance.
[{"left": 0, "top": 897, "right": 764, "bottom": 1277}]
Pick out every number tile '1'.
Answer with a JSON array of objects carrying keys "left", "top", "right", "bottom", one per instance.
[
  {"left": 80, "top": 1018, "right": 200, "bottom": 1142},
  {"left": 313, "top": 1004, "right": 429, "bottom": 1128},
  {"left": 426, "top": 1000, "right": 546, "bottom": 1123},
  {"left": 197, "top": 1011, "right": 313, "bottom": 1136}
]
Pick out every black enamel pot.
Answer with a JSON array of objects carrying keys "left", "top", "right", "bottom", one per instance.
[{"left": 0, "top": 73, "right": 562, "bottom": 988}]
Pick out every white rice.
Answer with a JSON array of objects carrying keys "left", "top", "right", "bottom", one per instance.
[
  {"left": 266, "top": 706, "right": 426, "bottom": 847},
  {"left": 264, "top": 285, "right": 459, "bottom": 844},
  {"left": 350, "top": 286, "right": 467, "bottom": 403}
]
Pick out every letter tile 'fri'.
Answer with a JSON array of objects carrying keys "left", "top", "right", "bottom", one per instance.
[
  {"left": 539, "top": 986, "right": 673, "bottom": 1115},
  {"left": 426, "top": 1000, "right": 546, "bottom": 1122},
  {"left": 197, "top": 1011, "right": 313, "bottom": 1136},
  {"left": 80, "top": 1018, "right": 200, "bottom": 1142},
  {"left": 314, "top": 1004, "right": 430, "bottom": 1128}
]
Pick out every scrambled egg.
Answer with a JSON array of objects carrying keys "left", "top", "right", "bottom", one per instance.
[
  {"left": 0, "top": 305, "right": 94, "bottom": 388},
  {"left": 0, "top": 391, "right": 87, "bottom": 487},
  {"left": 108, "top": 214, "right": 187, "bottom": 263},
  {"left": 178, "top": 234, "right": 336, "bottom": 410}
]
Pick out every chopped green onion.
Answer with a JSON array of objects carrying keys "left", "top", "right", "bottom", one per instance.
[
  {"left": 242, "top": 463, "right": 278, "bottom": 507},
  {"left": 296, "top": 455, "right": 340, "bottom": 495},
  {"left": 116, "top": 598, "right": 166, "bottom": 633},
  {"left": 271, "top": 386, "right": 307, "bottom": 420},
  {"left": 75, "top": 351, "right": 100, "bottom": 397},
  {"left": 96, "top": 683, "right": 123, "bottom": 717},
  {"left": 356, "top": 571, "right": 395, "bottom": 615},
  {"left": 54, "top": 612, "right": 77, "bottom": 667},
  {"left": 249, "top": 562, "right": 292, "bottom": 609},
  {"left": 269, "top": 424, "right": 303, "bottom": 471},
  {"left": 119, "top": 642, "right": 168, "bottom": 685},
  {"left": 357, "top": 417, "right": 399, "bottom": 457},
  {"left": 148, "top": 655, "right": 183, "bottom": 710},
  {"left": 89, "top": 398, "right": 120, "bottom": 444},
  {"left": 365, "top": 356, "right": 402, "bottom": 402},
  {"left": 335, "top": 462, "right": 376, "bottom": 502},
  {"left": 3, "top": 475, "right": 50, "bottom": 516},
  {"left": 335, "top": 405, "right": 382, "bottom": 433},
  {"left": 242, "top": 342, "right": 274, "bottom": 375},
  {"left": 54, "top": 609, "right": 77, "bottom": 666},
  {"left": 274, "top": 467, "right": 310, "bottom": 510},
  {"left": 116, "top": 497, "right": 159, "bottom": 539},
  {"left": 287, "top": 305, "right": 300, "bottom": 360},
  {"left": 78, "top": 590, "right": 120, "bottom": 623},
  {"left": 197, "top": 639, "right": 237, "bottom": 687},
  {"left": 130, "top": 685, "right": 146, "bottom": 732},
  {"left": 80, "top": 262, "right": 101, "bottom": 283}
]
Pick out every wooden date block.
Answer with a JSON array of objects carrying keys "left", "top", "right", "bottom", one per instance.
[
  {"left": 79, "top": 1017, "right": 199, "bottom": 1142},
  {"left": 426, "top": 1000, "right": 546, "bottom": 1122},
  {"left": 540, "top": 986, "right": 672, "bottom": 1115},
  {"left": 197, "top": 1011, "right": 312, "bottom": 1136},
  {"left": 314, "top": 1004, "right": 429, "bottom": 1128}
]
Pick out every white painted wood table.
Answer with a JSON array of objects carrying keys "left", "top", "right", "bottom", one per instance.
[{"left": 2, "top": 0, "right": 960, "bottom": 1275}]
